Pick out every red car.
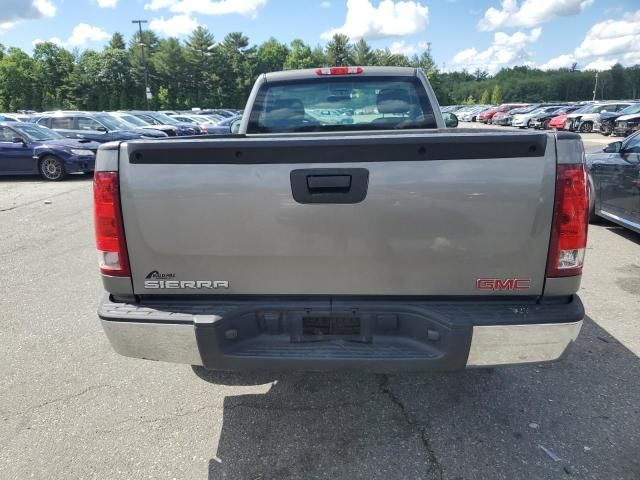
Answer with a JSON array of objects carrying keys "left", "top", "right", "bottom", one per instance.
[
  {"left": 478, "top": 104, "right": 527, "bottom": 123},
  {"left": 548, "top": 113, "right": 570, "bottom": 129}
]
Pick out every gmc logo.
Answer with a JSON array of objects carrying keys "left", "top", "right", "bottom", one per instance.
[{"left": 476, "top": 278, "right": 531, "bottom": 290}]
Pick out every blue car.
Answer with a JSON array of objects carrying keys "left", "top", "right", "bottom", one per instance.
[
  {"left": 0, "top": 122, "right": 99, "bottom": 181},
  {"left": 587, "top": 130, "right": 640, "bottom": 233},
  {"left": 202, "top": 115, "right": 242, "bottom": 135}
]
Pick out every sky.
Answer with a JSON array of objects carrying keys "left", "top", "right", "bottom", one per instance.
[{"left": 0, "top": 0, "right": 639, "bottom": 74}]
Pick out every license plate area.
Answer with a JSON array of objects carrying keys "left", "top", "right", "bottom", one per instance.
[{"left": 302, "top": 316, "right": 361, "bottom": 337}]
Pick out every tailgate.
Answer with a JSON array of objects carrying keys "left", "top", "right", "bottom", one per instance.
[{"left": 119, "top": 131, "right": 555, "bottom": 296}]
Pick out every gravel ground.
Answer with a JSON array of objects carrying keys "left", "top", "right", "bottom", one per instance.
[{"left": 0, "top": 156, "right": 638, "bottom": 480}]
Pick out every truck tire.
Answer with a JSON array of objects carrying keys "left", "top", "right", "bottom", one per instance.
[{"left": 39, "top": 156, "right": 67, "bottom": 181}]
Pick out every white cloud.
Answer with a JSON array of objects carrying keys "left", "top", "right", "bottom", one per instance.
[
  {"left": 32, "top": 36, "right": 62, "bottom": 46},
  {"left": 321, "top": 0, "right": 429, "bottom": 40},
  {"left": 97, "top": 0, "right": 118, "bottom": 7},
  {"left": 478, "top": 0, "right": 592, "bottom": 31},
  {"left": 149, "top": 14, "right": 199, "bottom": 37},
  {"left": 388, "top": 40, "right": 430, "bottom": 56},
  {"left": 583, "top": 58, "right": 619, "bottom": 71},
  {"left": 66, "top": 23, "right": 110, "bottom": 46},
  {"left": 145, "top": 0, "right": 267, "bottom": 18},
  {"left": 321, "top": 1, "right": 332, "bottom": 7},
  {"left": 144, "top": 0, "right": 178, "bottom": 10},
  {"left": 0, "top": 0, "right": 56, "bottom": 32},
  {"left": 0, "top": 21, "right": 16, "bottom": 32},
  {"left": 540, "top": 54, "right": 576, "bottom": 70},
  {"left": 574, "top": 9, "right": 640, "bottom": 59},
  {"left": 32, "top": 24, "right": 109, "bottom": 49},
  {"left": 33, "top": 0, "right": 56, "bottom": 17},
  {"left": 450, "top": 28, "right": 541, "bottom": 74},
  {"left": 540, "top": 9, "right": 640, "bottom": 70}
]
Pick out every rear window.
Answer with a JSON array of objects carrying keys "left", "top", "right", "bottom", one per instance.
[{"left": 247, "top": 76, "right": 436, "bottom": 133}]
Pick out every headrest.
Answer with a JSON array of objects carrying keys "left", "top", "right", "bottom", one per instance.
[
  {"left": 377, "top": 89, "right": 411, "bottom": 114},
  {"left": 267, "top": 98, "right": 305, "bottom": 121}
]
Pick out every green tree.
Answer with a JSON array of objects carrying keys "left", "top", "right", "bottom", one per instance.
[
  {"left": 108, "top": 32, "right": 126, "bottom": 50},
  {"left": 254, "top": 37, "right": 289, "bottom": 75},
  {"left": 184, "top": 27, "right": 216, "bottom": 106},
  {"left": 1, "top": 27, "right": 640, "bottom": 111},
  {"left": 352, "top": 38, "right": 373, "bottom": 66},
  {"left": 153, "top": 38, "right": 187, "bottom": 108},
  {"left": 491, "top": 84, "right": 502, "bottom": 104},
  {"left": 325, "top": 34, "right": 352, "bottom": 66},
  {"left": 218, "top": 32, "right": 253, "bottom": 107},
  {"left": 0, "top": 47, "right": 38, "bottom": 110},
  {"left": 32, "top": 42, "right": 75, "bottom": 109},
  {"left": 157, "top": 86, "right": 170, "bottom": 108},
  {"left": 284, "top": 39, "right": 316, "bottom": 70}
]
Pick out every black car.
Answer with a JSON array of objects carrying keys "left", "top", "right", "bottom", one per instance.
[
  {"left": 31, "top": 112, "right": 167, "bottom": 142},
  {"left": 587, "top": 130, "right": 640, "bottom": 233},
  {"left": 613, "top": 112, "right": 640, "bottom": 138},
  {"left": 127, "top": 111, "right": 203, "bottom": 136},
  {"left": 531, "top": 106, "right": 580, "bottom": 129},
  {"left": 599, "top": 103, "right": 640, "bottom": 136}
]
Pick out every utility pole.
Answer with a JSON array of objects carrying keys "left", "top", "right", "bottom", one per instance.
[
  {"left": 132, "top": 19, "right": 151, "bottom": 109},
  {"left": 592, "top": 72, "right": 598, "bottom": 101}
]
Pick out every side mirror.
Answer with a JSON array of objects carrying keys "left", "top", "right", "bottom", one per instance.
[
  {"left": 230, "top": 118, "right": 241, "bottom": 134},
  {"left": 96, "top": 126, "right": 108, "bottom": 132},
  {"left": 603, "top": 141, "right": 622, "bottom": 153},
  {"left": 12, "top": 136, "right": 26, "bottom": 144},
  {"left": 442, "top": 112, "right": 459, "bottom": 128}
]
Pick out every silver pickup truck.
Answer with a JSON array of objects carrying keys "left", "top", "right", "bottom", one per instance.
[{"left": 95, "top": 66, "right": 588, "bottom": 372}]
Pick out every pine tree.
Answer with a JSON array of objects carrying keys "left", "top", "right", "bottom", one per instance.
[
  {"left": 491, "top": 84, "right": 502, "bottom": 104},
  {"left": 325, "top": 34, "right": 352, "bottom": 66}
]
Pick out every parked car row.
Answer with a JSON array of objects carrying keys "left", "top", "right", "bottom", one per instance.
[
  {"left": 0, "top": 108, "right": 242, "bottom": 180},
  {"left": 447, "top": 100, "right": 640, "bottom": 137}
]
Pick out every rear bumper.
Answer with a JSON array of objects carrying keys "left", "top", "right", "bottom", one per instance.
[
  {"left": 65, "top": 157, "right": 95, "bottom": 173},
  {"left": 98, "top": 295, "right": 584, "bottom": 371}
]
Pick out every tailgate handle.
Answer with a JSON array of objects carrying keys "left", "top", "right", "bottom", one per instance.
[
  {"left": 307, "top": 175, "right": 351, "bottom": 192},
  {"left": 291, "top": 168, "right": 369, "bottom": 204}
]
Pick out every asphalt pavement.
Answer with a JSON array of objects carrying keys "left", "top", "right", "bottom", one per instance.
[{"left": 1, "top": 142, "right": 638, "bottom": 479}]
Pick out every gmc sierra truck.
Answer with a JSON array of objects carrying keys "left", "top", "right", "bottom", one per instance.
[{"left": 95, "top": 67, "right": 588, "bottom": 371}]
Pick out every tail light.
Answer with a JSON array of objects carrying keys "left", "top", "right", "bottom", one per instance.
[
  {"left": 315, "top": 66, "right": 363, "bottom": 75},
  {"left": 94, "top": 171, "right": 130, "bottom": 276},
  {"left": 546, "top": 163, "right": 588, "bottom": 277}
]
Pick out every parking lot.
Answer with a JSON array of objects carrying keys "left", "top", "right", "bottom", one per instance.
[{"left": 1, "top": 149, "right": 639, "bottom": 479}]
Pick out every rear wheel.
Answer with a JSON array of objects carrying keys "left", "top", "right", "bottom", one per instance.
[
  {"left": 580, "top": 121, "right": 593, "bottom": 133},
  {"left": 39, "top": 156, "right": 67, "bottom": 181},
  {"left": 542, "top": 119, "right": 550, "bottom": 130}
]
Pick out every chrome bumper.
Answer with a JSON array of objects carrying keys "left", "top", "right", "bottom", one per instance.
[
  {"left": 100, "top": 318, "right": 582, "bottom": 369},
  {"left": 101, "top": 320, "right": 203, "bottom": 366},
  {"left": 466, "top": 321, "right": 582, "bottom": 366}
]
